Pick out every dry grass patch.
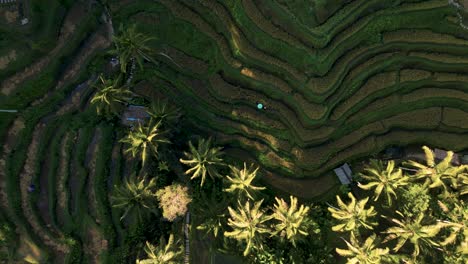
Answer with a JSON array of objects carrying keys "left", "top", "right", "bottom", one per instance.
[
  {"left": 442, "top": 107, "right": 468, "bottom": 129},
  {"left": 399, "top": 69, "right": 431, "bottom": 83},
  {"left": 0, "top": 50, "right": 16, "bottom": 70}
]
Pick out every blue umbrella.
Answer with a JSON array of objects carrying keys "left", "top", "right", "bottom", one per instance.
[{"left": 257, "top": 103, "right": 264, "bottom": 110}]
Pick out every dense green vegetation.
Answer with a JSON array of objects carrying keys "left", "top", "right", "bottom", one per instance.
[{"left": 0, "top": 0, "right": 468, "bottom": 263}]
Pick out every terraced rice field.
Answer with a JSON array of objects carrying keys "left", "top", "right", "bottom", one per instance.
[
  {"left": 1, "top": 0, "right": 468, "bottom": 262},
  {"left": 114, "top": 0, "right": 468, "bottom": 178}
]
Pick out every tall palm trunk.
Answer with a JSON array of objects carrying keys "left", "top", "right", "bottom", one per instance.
[
  {"left": 184, "top": 211, "right": 190, "bottom": 264},
  {"left": 126, "top": 57, "right": 136, "bottom": 84}
]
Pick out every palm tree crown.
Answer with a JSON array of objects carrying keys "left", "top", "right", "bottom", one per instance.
[
  {"left": 120, "top": 120, "right": 170, "bottom": 166},
  {"left": 224, "top": 163, "right": 265, "bottom": 200},
  {"left": 179, "top": 138, "right": 224, "bottom": 186},
  {"left": 336, "top": 233, "right": 390, "bottom": 264},
  {"left": 358, "top": 159, "right": 409, "bottom": 206},
  {"left": 328, "top": 192, "right": 378, "bottom": 234},
  {"left": 271, "top": 195, "right": 310, "bottom": 247},
  {"left": 224, "top": 199, "right": 272, "bottom": 256},
  {"left": 136, "top": 234, "right": 183, "bottom": 264},
  {"left": 382, "top": 212, "right": 442, "bottom": 257},
  {"left": 147, "top": 99, "right": 181, "bottom": 127},
  {"left": 90, "top": 75, "right": 132, "bottom": 116},
  {"left": 404, "top": 146, "right": 466, "bottom": 192},
  {"left": 111, "top": 174, "right": 157, "bottom": 221},
  {"left": 110, "top": 24, "right": 155, "bottom": 73}
]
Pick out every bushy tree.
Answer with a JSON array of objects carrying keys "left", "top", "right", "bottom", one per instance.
[{"left": 155, "top": 184, "right": 192, "bottom": 222}]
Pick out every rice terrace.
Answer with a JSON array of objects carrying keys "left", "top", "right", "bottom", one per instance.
[{"left": 0, "top": 0, "right": 468, "bottom": 263}]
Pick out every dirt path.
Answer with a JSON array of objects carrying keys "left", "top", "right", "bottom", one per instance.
[
  {"left": 56, "top": 133, "right": 72, "bottom": 227},
  {"left": 85, "top": 127, "right": 102, "bottom": 222},
  {"left": 84, "top": 224, "right": 108, "bottom": 264},
  {"left": 0, "top": 5, "right": 85, "bottom": 95}
]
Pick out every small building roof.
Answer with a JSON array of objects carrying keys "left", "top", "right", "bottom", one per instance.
[
  {"left": 121, "top": 105, "right": 149, "bottom": 126},
  {"left": 334, "top": 163, "right": 353, "bottom": 185}
]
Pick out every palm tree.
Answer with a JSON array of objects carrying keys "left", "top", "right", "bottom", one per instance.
[
  {"left": 382, "top": 212, "right": 442, "bottom": 257},
  {"left": 147, "top": 99, "right": 181, "bottom": 128},
  {"left": 437, "top": 200, "right": 467, "bottom": 248},
  {"left": 336, "top": 233, "right": 390, "bottom": 264},
  {"left": 136, "top": 234, "right": 183, "bottom": 264},
  {"left": 195, "top": 187, "right": 228, "bottom": 238},
  {"left": 224, "top": 199, "right": 272, "bottom": 256},
  {"left": 224, "top": 163, "right": 265, "bottom": 200},
  {"left": 120, "top": 120, "right": 170, "bottom": 166},
  {"left": 270, "top": 195, "right": 311, "bottom": 247},
  {"left": 90, "top": 75, "right": 133, "bottom": 117},
  {"left": 179, "top": 138, "right": 224, "bottom": 186},
  {"left": 328, "top": 192, "right": 378, "bottom": 234},
  {"left": 404, "top": 146, "right": 466, "bottom": 193},
  {"left": 111, "top": 174, "right": 157, "bottom": 221},
  {"left": 110, "top": 24, "right": 155, "bottom": 74},
  {"left": 358, "top": 159, "right": 409, "bottom": 206}
]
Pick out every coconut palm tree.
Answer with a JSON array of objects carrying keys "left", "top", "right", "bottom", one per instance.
[
  {"left": 336, "top": 233, "right": 390, "bottom": 264},
  {"left": 270, "top": 195, "right": 311, "bottom": 247},
  {"left": 328, "top": 192, "right": 378, "bottom": 234},
  {"left": 437, "top": 200, "right": 467, "bottom": 249},
  {"left": 136, "top": 234, "right": 183, "bottom": 264},
  {"left": 111, "top": 174, "right": 157, "bottom": 221},
  {"left": 147, "top": 99, "right": 181, "bottom": 128},
  {"left": 358, "top": 159, "right": 409, "bottom": 206},
  {"left": 179, "top": 138, "right": 224, "bottom": 186},
  {"left": 224, "top": 199, "right": 272, "bottom": 256},
  {"left": 195, "top": 186, "right": 228, "bottom": 238},
  {"left": 224, "top": 163, "right": 265, "bottom": 201},
  {"left": 110, "top": 24, "right": 155, "bottom": 74},
  {"left": 90, "top": 75, "right": 132, "bottom": 117},
  {"left": 404, "top": 146, "right": 466, "bottom": 193},
  {"left": 120, "top": 120, "right": 170, "bottom": 166},
  {"left": 382, "top": 211, "right": 443, "bottom": 257}
]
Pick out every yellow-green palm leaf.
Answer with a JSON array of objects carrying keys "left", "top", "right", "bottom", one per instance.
[
  {"left": 224, "top": 163, "right": 265, "bottom": 200},
  {"left": 358, "top": 160, "right": 409, "bottom": 206},
  {"left": 180, "top": 138, "right": 224, "bottom": 186},
  {"left": 382, "top": 212, "right": 442, "bottom": 257},
  {"left": 120, "top": 120, "right": 169, "bottom": 166},
  {"left": 90, "top": 75, "right": 133, "bottom": 116},
  {"left": 328, "top": 192, "right": 377, "bottom": 234},
  {"left": 136, "top": 234, "right": 183, "bottom": 264},
  {"left": 336, "top": 233, "right": 390, "bottom": 264},
  {"left": 271, "top": 195, "right": 310, "bottom": 247},
  {"left": 224, "top": 200, "right": 272, "bottom": 256}
]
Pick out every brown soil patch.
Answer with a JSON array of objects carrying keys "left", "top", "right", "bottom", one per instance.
[
  {"left": 84, "top": 225, "right": 108, "bottom": 264},
  {"left": 85, "top": 128, "right": 102, "bottom": 222},
  {"left": 0, "top": 50, "right": 16, "bottom": 70},
  {"left": 4, "top": 10, "right": 18, "bottom": 23},
  {"left": 56, "top": 133, "right": 71, "bottom": 226}
]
